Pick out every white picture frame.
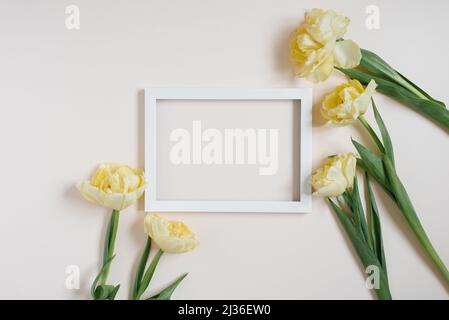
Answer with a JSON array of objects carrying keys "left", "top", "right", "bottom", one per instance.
[{"left": 144, "top": 88, "right": 312, "bottom": 213}]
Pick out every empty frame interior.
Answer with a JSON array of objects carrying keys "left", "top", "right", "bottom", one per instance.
[
  {"left": 145, "top": 88, "right": 312, "bottom": 213},
  {"left": 156, "top": 99, "right": 300, "bottom": 201}
]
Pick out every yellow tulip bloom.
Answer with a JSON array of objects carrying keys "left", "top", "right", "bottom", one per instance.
[
  {"left": 144, "top": 213, "right": 199, "bottom": 253},
  {"left": 291, "top": 8, "right": 361, "bottom": 82},
  {"left": 77, "top": 163, "right": 146, "bottom": 211},
  {"left": 311, "top": 153, "right": 356, "bottom": 197},
  {"left": 321, "top": 79, "right": 377, "bottom": 126}
]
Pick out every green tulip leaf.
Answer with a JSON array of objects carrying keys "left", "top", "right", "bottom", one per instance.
[
  {"left": 338, "top": 68, "right": 449, "bottom": 132},
  {"left": 93, "top": 285, "right": 111, "bottom": 300},
  {"left": 351, "top": 139, "right": 391, "bottom": 195},
  {"left": 358, "top": 116, "right": 385, "bottom": 154},
  {"left": 109, "top": 285, "right": 121, "bottom": 300},
  {"left": 341, "top": 191, "right": 352, "bottom": 212},
  {"left": 365, "top": 172, "right": 387, "bottom": 279},
  {"left": 372, "top": 99, "right": 395, "bottom": 166},
  {"left": 146, "top": 273, "right": 188, "bottom": 300},
  {"left": 132, "top": 236, "right": 152, "bottom": 300},
  {"left": 328, "top": 199, "right": 392, "bottom": 300},
  {"left": 359, "top": 48, "right": 445, "bottom": 107},
  {"left": 395, "top": 70, "right": 446, "bottom": 107},
  {"left": 93, "top": 284, "right": 120, "bottom": 300},
  {"left": 136, "top": 249, "right": 164, "bottom": 300},
  {"left": 91, "top": 254, "right": 116, "bottom": 299},
  {"left": 359, "top": 48, "right": 403, "bottom": 86},
  {"left": 349, "top": 176, "right": 371, "bottom": 247}
]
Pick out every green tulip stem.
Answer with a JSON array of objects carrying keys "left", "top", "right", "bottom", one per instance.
[
  {"left": 383, "top": 157, "right": 449, "bottom": 286},
  {"left": 100, "top": 209, "right": 120, "bottom": 285},
  {"left": 413, "top": 223, "right": 449, "bottom": 285}
]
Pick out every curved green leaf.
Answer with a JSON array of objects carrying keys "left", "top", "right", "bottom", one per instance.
[
  {"left": 371, "top": 99, "right": 395, "bottom": 166},
  {"left": 338, "top": 68, "right": 449, "bottom": 132},
  {"left": 132, "top": 236, "right": 152, "bottom": 300},
  {"left": 136, "top": 249, "right": 164, "bottom": 299},
  {"left": 365, "top": 172, "right": 387, "bottom": 280},
  {"left": 328, "top": 199, "right": 392, "bottom": 300},
  {"left": 359, "top": 48, "right": 444, "bottom": 106},
  {"left": 91, "top": 255, "right": 116, "bottom": 299},
  {"left": 93, "top": 284, "right": 120, "bottom": 300},
  {"left": 396, "top": 70, "right": 446, "bottom": 107},
  {"left": 109, "top": 285, "right": 121, "bottom": 300},
  {"left": 352, "top": 139, "right": 391, "bottom": 195},
  {"left": 358, "top": 115, "right": 385, "bottom": 154},
  {"left": 359, "top": 49, "right": 401, "bottom": 84},
  {"left": 350, "top": 176, "right": 371, "bottom": 247},
  {"left": 147, "top": 273, "right": 188, "bottom": 300}
]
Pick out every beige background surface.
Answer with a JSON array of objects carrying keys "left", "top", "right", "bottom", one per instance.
[{"left": 0, "top": 0, "right": 448, "bottom": 299}]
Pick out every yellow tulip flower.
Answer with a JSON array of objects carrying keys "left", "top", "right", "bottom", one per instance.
[
  {"left": 144, "top": 213, "right": 199, "bottom": 253},
  {"left": 311, "top": 153, "right": 356, "bottom": 197},
  {"left": 291, "top": 8, "right": 361, "bottom": 82},
  {"left": 77, "top": 163, "right": 146, "bottom": 211},
  {"left": 321, "top": 79, "right": 377, "bottom": 126}
]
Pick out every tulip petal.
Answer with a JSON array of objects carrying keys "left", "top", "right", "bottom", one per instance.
[
  {"left": 353, "top": 79, "right": 377, "bottom": 115},
  {"left": 333, "top": 39, "right": 361, "bottom": 68},
  {"left": 77, "top": 181, "right": 106, "bottom": 206},
  {"left": 303, "top": 47, "right": 335, "bottom": 83}
]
